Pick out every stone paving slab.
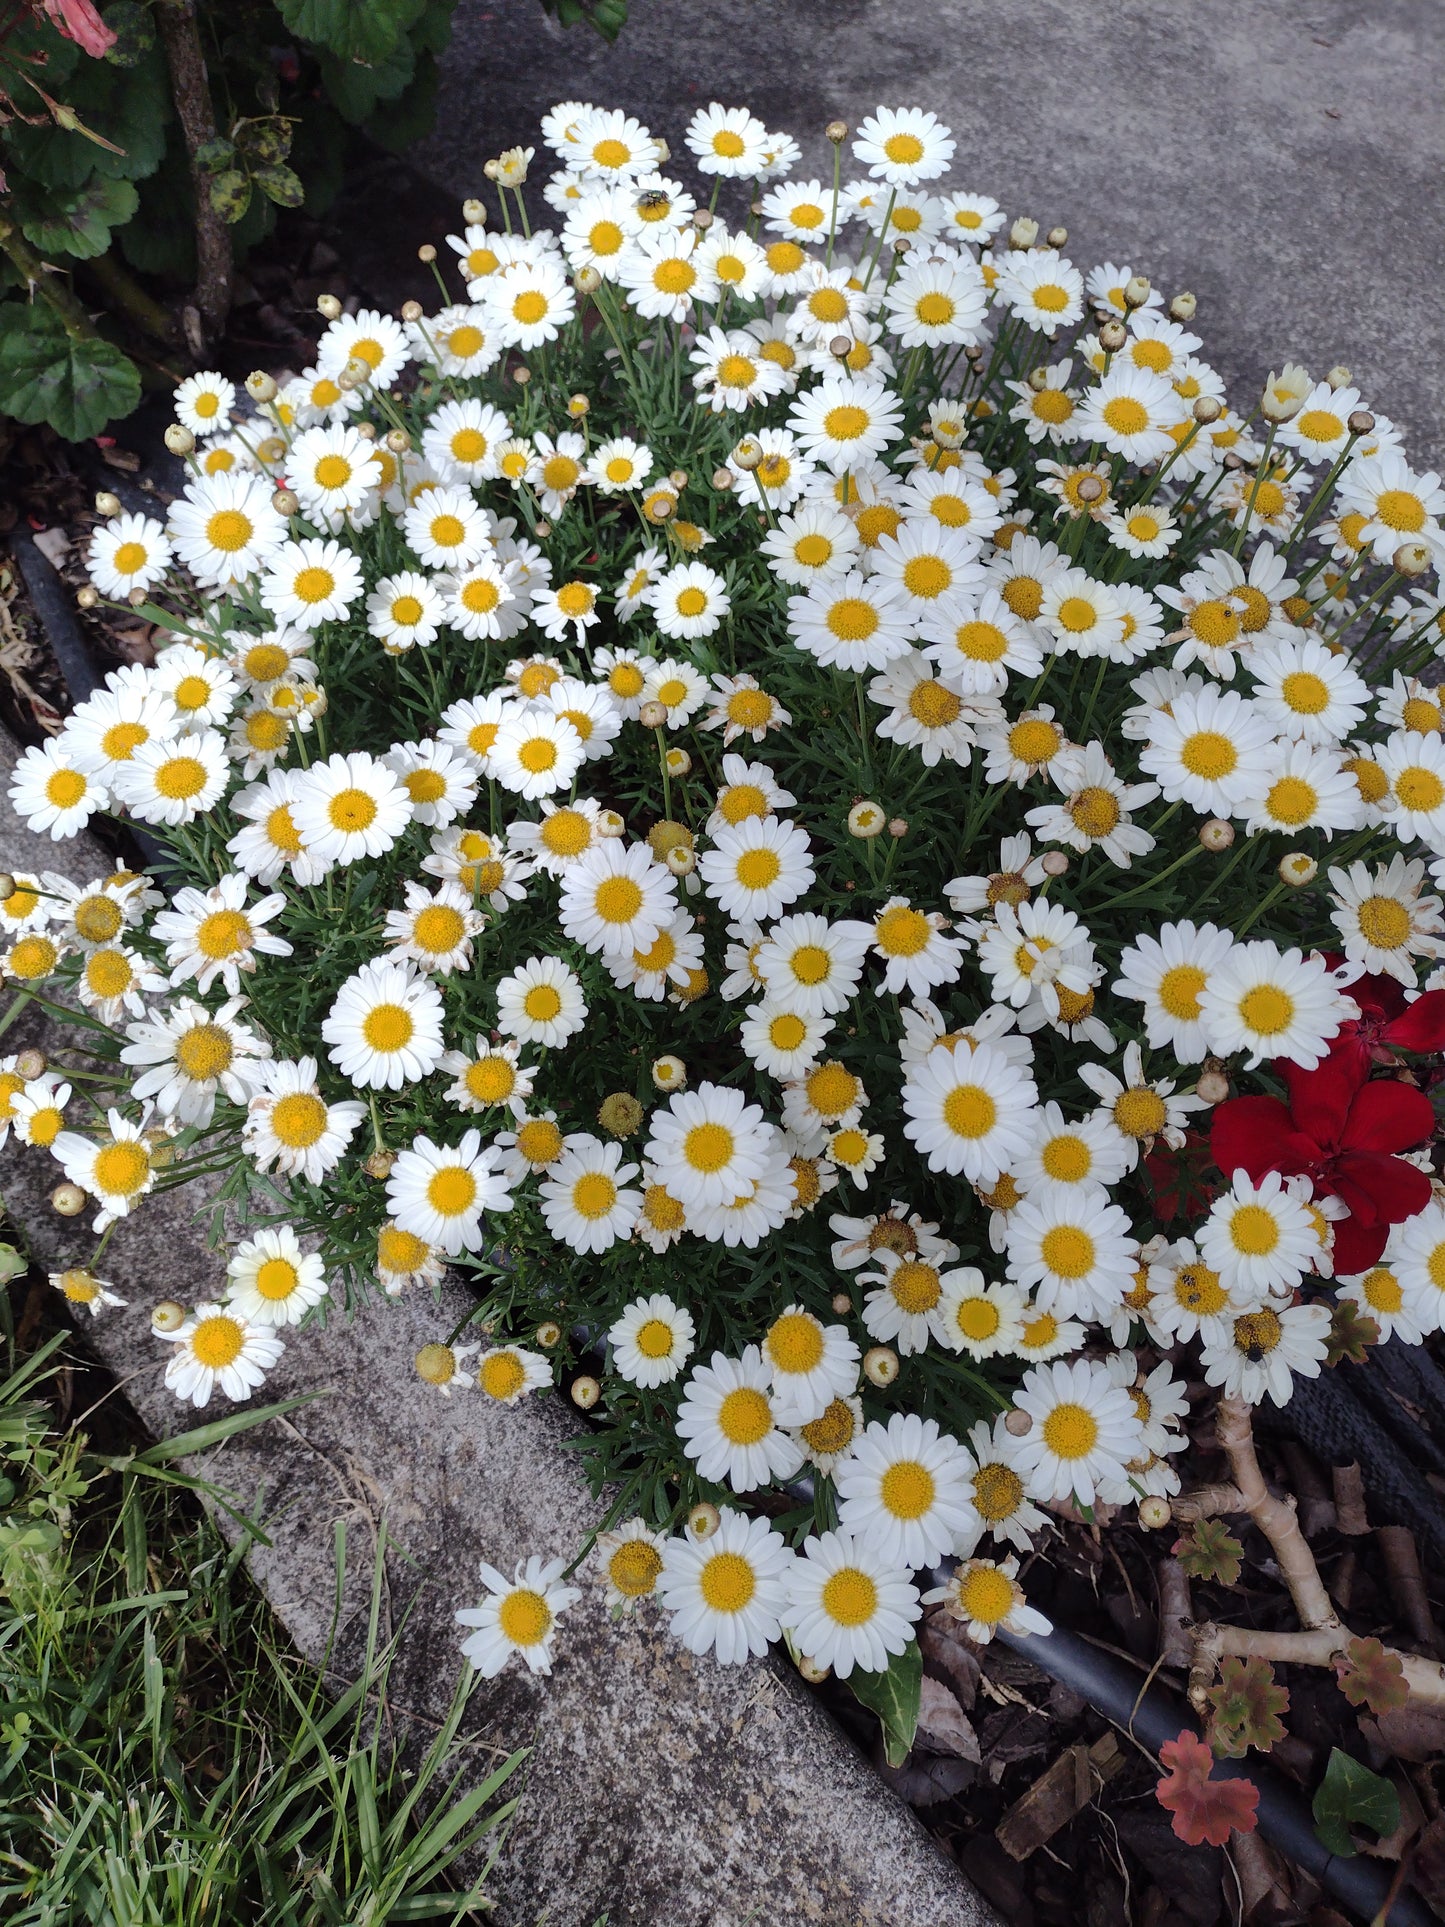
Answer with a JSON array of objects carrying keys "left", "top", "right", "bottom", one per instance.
[
  {"left": 0, "top": 717, "right": 991, "bottom": 1925},
  {"left": 416, "top": 0, "right": 1444, "bottom": 470}
]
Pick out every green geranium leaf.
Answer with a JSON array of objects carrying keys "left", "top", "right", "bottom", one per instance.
[
  {"left": 254, "top": 163, "right": 305, "bottom": 210},
  {"left": 209, "top": 169, "right": 254, "bottom": 224},
  {"left": 15, "top": 173, "right": 138, "bottom": 259},
  {"left": 275, "top": 0, "right": 426, "bottom": 65},
  {"left": 848, "top": 1639, "right": 921, "bottom": 1767},
  {"left": 1312, "top": 1748, "right": 1400, "bottom": 1859},
  {"left": 366, "top": 52, "right": 439, "bottom": 154},
  {"left": 319, "top": 35, "right": 415, "bottom": 125},
  {"left": 4, "top": 37, "right": 169, "bottom": 188},
  {"left": 0, "top": 304, "right": 140, "bottom": 442}
]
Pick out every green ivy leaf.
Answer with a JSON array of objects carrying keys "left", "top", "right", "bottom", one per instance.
[
  {"left": 209, "top": 169, "right": 254, "bottom": 224},
  {"left": 1312, "top": 1747, "right": 1400, "bottom": 1859},
  {"left": 14, "top": 174, "right": 138, "bottom": 259},
  {"left": 848, "top": 1638, "right": 921, "bottom": 1767},
  {"left": 274, "top": 0, "right": 427, "bottom": 65},
  {"left": 0, "top": 303, "right": 140, "bottom": 442}
]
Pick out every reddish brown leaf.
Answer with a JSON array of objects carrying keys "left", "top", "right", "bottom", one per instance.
[
  {"left": 1205, "top": 1655, "right": 1289, "bottom": 1758},
  {"left": 1155, "top": 1729, "right": 1260, "bottom": 1846},
  {"left": 1335, "top": 1636, "right": 1409, "bottom": 1714},
  {"left": 1175, "top": 1517, "right": 1243, "bottom": 1586}
]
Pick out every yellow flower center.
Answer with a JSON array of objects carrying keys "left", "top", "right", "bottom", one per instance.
[
  {"left": 1009, "top": 718, "right": 1061, "bottom": 764},
  {"left": 890, "top": 1259, "right": 941, "bottom": 1314},
  {"left": 1374, "top": 489, "right": 1426, "bottom": 533},
  {"left": 943, "top": 1083, "right": 998, "bottom": 1139},
  {"left": 875, "top": 904, "right": 930, "bottom": 956},
  {"left": 1040, "top": 1225, "right": 1096, "bottom": 1278},
  {"left": 206, "top": 508, "right": 253, "bottom": 554},
  {"left": 1238, "top": 984, "right": 1295, "bottom": 1036},
  {"left": 1041, "top": 1134, "right": 1092, "bottom": 1183},
  {"left": 498, "top": 1588, "right": 552, "bottom": 1644},
  {"left": 805, "top": 1061, "right": 860, "bottom": 1118},
  {"left": 1114, "top": 1087, "right": 1167, "bottom": 1138},
  {"left": 1041, "top": 1402, "right": 1098, "bottom": 1460},
  {"left": 734, "top": 848, "right": 782, "bottom": 891},
  {"left": 1102, "top": 396, "right": 1149, "bottom": 436},
  {"left": 516, "top": 1117, "right": 563, "bottom": 1164},
  {"left": 683, "top": 1121, "right": 735, "bottom": 1173},
  {"left": 974, "top": 1462, "right": 1025, "bottom": 1522},
  {"left": 1179, "top": 729, "right": 1237, "bottom": 780},
  {"left": 271, "top": 1091, "right": 328, "bottom": 1147},
  {"left": 175, "top": 1022, "right": 234, "bottom": 1080},
  {"left": 1357, "top": 895, "right": 1411, "bottom": 949},
  {"left": 1264, "top": 775, "right": 1318, "bottom": 825},
  {"left": 879, "top": 1460, "right": 935, "bottom": 1519},
  {"left": 717, "top": 1385, "right": 773, "bottom": 1445},
  {"left": 1229, "top": 1204, "right": 1280, "bottom": 1255},
  {"left": 823, "top": 404, "right": 870, "bottom": 443},
  {"left": 609, "top": 1540, "right": 663, "bottom": 1596},
  {"left": 191, "top": 1313, "right": 244, "bottom": 1368},
  {"left": 1069, "top": 786, "right": 1122, "bottom": 837},
  {"left": 1234, "top": 1308, "right": 1283, "bottom": 1354},
  {"left": 1361, "top": 1266, "right": 1403, "bottom": 1313},
  {"left": 362, "top": 1002, "right": 414, "bottom": 1052},
  {"left": 767, "top": 1312, "right": 825, "bottom": 1375},
  {"left": 957, "top": 1565, "right": 1016, "bottom": 1624},
  {"left": 699, "top": 1550, "right": 755, "bottom": 1613},
  {"left": 154, "top": 755, "right": 208, "bottom": 800},
  {"left": 1158, "top": 963, "right": 1207, "bottom": 1020},
  {"left": 1396, "top": 766, "right": 1445, "bottom": 813}
]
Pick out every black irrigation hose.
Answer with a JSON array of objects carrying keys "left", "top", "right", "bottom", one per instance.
[{"left": 997, "top": 1619, "right": 1434, "bottom": 1927}]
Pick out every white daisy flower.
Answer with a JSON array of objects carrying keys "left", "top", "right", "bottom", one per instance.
[
  {"left": 75, "top": 944, "right": 165, "bottom": 1021},
  {"left": 883, "top": 252, "right": 987, "bottom": 348},
  {"left": 634, "top": 1168, "right": 690, "bottom": 1253},
  {"left": 609, "top": 1292, "right": 696, "bottom": 1387},
  {"left": 112, "top": 730, "right": 228, "bottom": 827},
  {"left": 468, "top": 1344, "right": 548, "bottom": 1406},
  {"left": 243, "top": 1056, "right": 365, "bottom": 1182},
  {"left": 675, "top": 1347, "right": 805, "bottom": 1492},
  {"left": 1249, "top": 635, "right": 1370, "bottom": 746},
  {"left": 402, "top": 485, "right": 491, "bottom": 571},
  {"left": 922, "top": 1555, "right": 1052, "bottom": 1644},
  {"left": 644, "top": 1081, "right": 774, "bottom": 1210},
  {"left": 649, "top": 561, "right": 731, "bottom": 641},
  {"left": 495, "top": 956, "right": 588, "bottom": 1049},
  {"left": 160, "top": 1302, "right": 284, "bottom": 1408},
  {"left": 384, "top": 879, "right": 485, "bottom": 975},
  {"left": 437, "top": 691, "right": 516, "bottom": 776},
  {"left": 657, "top": 1507, "right": 794, "bottom": 1665},
  {"left": 755, "top": 912, "right": 869, "bottom": 1018},
  {"left": 690, "top": 326, "right": 791, "bottom": 413},
  {"left": 440, "top": 1037, "right": 534, "bottom": 1119},
  {"left": 1379, "top": 731, "right": 1445, "bottom": 846},
  {"left": 1007, "top": 1357, "right": 1144, "bottom": 1505},
  {"left": 540, "top": 1135, "right": 641, "bottom": 1253},
  {"left": 150, "top": 873, "right": 291, "bottom": 995},
  {"left": 168, "top": 470, "right": 288, "bottom": 587},
  {"left": 920, "top": 590, "right": 1042, "bottom": 696},
  {"left": 1198, "top": 1170, "right": 1319, "bottom": 1300},
  {"left": 789, "top": 375, "right": 903, "bottom": 474},
  {"left": 852, "top": 105, "right": 954, "bottom": 184},
  {"left": 901, "top": 1040, "right": 1038, "bottom": 1184},
  {"left": 7, "top": 737, "right": 108, "bottom": 840},
  {"left": 699, "top": 815, "right": 815, "bottom": 922},
  {"left": 1145, "top": 1238, "right": 1246, "bottom": 1344},
  {"left": 1112, "top": 921, "right": 1238, "bottom": 1064},
  {"left": 857, "top": 1246, "right": 960, "bottom": 1356},
  {"left": 10, "top": 1075, "right": 70, "bottom": 1152},
  {"left": 594, "top": 1519, "right": 670, "bottom": 1613},
  {"left": 685, "top": 100, "right": 771, "bottom": 177},
  {"left": 1199, "top": 1300, "right": 1334, "bottom": 1406},
  {"left": 412, "top": 302, "right": 499, "bottom": 377},
  {"left": 491, "top": 710, "right": 585, "bottom": 800},
  {"left": 456, "top": 1555, "right": 581, "bottom": 1678},
  {"left": 783, "top": 1530, "right": 921, "bottom": 1678},
  {"left": 1240, "top": 738, "right": 1364, "bottom": 839},
  {"left": 996, "top": 249, "right": 1085, "bottom": 337},
  {"left": 956, "top": 1417, "right": 1051, "bottom": 1554},
  {"left": 88, "top": 511, "right": 172, "bottom": 600},
  {"left": 1014, "top": 1103, "right": 1131, "bottom": 1195},
  {"left": 1200, "top": 939, "right": 1356, "bottom": 1070},
  {"left": 834, "top": 1411, "right": 978, "bottom": 1569},
  {"left": 225, "top": 1226, "right": 328, "bottom": 1327},
  {"left": 760, "top": 1305, "right": 859, "bottom": 1426},
  {"left": 120, "top": 995, "right": 270, "bottom": 1126},
  {"left": 386, "top": 1131, "right": 512, "bottom": 1256},
  {"left": 1137, "top": 682, "right": 1280, "bottom": 817},
  {"left": 1005, "top": 1184, "right": 1136, "bottom": 1323},
  {"left": 291, "top": 751, "right": 412, "bottom": 866},
  {"left": 1077, "top": 1040, "right": 1206, "bottom": 1166},
  {"left": 529, "top": 429, "right": 587, "bottom": 513},
  {"left": 322, "top": 959, "right": 446, "bottom": 1090}
]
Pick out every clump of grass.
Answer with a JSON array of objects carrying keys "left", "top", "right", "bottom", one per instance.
[{"left": 0, "top": 1297, "right": 522, "bottom": 1926}]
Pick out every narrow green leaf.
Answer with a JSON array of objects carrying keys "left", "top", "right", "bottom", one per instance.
[{"left": 131, "top": 1391, "right": 323, "bottom": 1464}]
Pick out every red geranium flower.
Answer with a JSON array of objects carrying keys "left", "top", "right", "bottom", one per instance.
[
  {"left": 1210, "top": 1045, "right": 1435, "bottom": 1274},
  {"left": 41, "top": 0, "right": 116, "bottom": 58},
  {"left": 1330, "top": 966, "right": 1445, "bottom": 1074}
]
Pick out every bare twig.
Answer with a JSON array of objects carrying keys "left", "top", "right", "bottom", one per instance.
[
  {"left": 1155, "top": 1557, "right": 1193, "bottom": 1671},
  {"left": 1332, "top": 1461, "right": 1370, "bottom": 1536},
  {"left": 1169, "top": 1481, "right": 1246, "bottom": 1523},
  {"left": 1191, "top": 1622, "right": 1445, "bottom": 1708},
  {"left": 1376, "top": 1525, "right": 1441, "bottom": 1656},
  {"left": 1215, "top": 1396, "right": 1339, "bottom": 1630},
  {"left": 154, "top": 0, "right": 231, "bottom": 348}
]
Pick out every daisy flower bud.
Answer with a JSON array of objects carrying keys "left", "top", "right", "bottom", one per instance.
[
  {"left": 1395, "top": 542, "right": 1433, "bottom": 577},
  {"left": 256, "top": 435, "right": 286, "bottom": 465},
  {"left": 732, "top": 437, "right": 763, "bottom": 471},
  {"left": 1027, "top": 365, "right": 1049, "bottom": 391},
  {"left": 1325, "top": 364, "right": 1352, "bottom": 390},
  {"left": 1123, "top": 274, "right": 1152, "bottom": 308},
  {"left": 571, "top": 1374, "right": 600, "bottom": 1409},
  {"left": 1192, "top": 395, "right": 1222, "bottom": 424},
  {"left": 574, "top": 264, "right": 602, "bottom": 294},
  {"left": 533, "top": 517, "right": 551, "bottom": 538},
  {"left": 1196, "top": 1066, "right": 1231, "bottom": 1105},
  {"left": 317, "top": 293, "right": 342, "bottom": 320},
  {"left": 1279, "top": 851, "right": 1317, "bottom": 887},
  {"left": 151, "top": 1300, "right": 186, "bottom": 1334},
  {"left": 669, "top": 470, "right": 687, "bottom": 488},
  {"left": 691, "top": 208, "right": 713, "bottom": 231},
  {"left": 1003, "top": 1407, "right": 1033, "bottom": 1436},
  {"left": 0, "top": 873, "right": 13, "bottom": 900},
  {"left": 536, "top": 1321, "right": 562, "bottom": 1348},
  {"left": 567, "top": 392, "right": 590, "bottom": 417},
  {"left": 848, "top": 800, "right": 885, "bottom": 838},
  {"left": 863, "top": 1345, "right": 899, "bottom": 1387},
  {"left": 651, "top": 1053, "right": 686, "bottom": 1090},
  {"left": 462, "top": 197, "right": 485, "bottom": 223},
  {"left": 825, "top": 119, "right": 848, "bottom": 143},
  {"left": 513, "top": 365, "right": 531, "bottom": 386},
  {"left": 1347, "top": 409, "right": 1375, "bottom": 435},
  {"left": 1046, "top": 225, "right": 1069, "bottom": 248},
  {"left": 127, "top": 587, "right": 147, "bottom": 608},
  {"left": 401, "top": 300, "right": 423, "bottom": 322},
  {"left": 687, "top": 1501, "right": 721, "bottom": 1539},
  {"left": 245, "top": 369, "right": 277, "bottom": 402},
  {"left": 76, "top": 585, "right": 99, "bottom": 609},
  {"left": 1097, "top": 318, "right": 1127, "bottom": 353},
  {"left": 1199, "top": 818, "right": 1234, "bottom": 851},
  {"left": 51, "top": 1182, "right": 87, "bottom": 1217},
  {"left": 272, "top": 488, "right": 300, "bottom": 517},
  {"left": 796, "top": 1654, "right": 831, "bottom": 1683},
  {"left": 94, "top": 491, "right": 121, "bottom": 518},
  {"left": 639, "top": 699, "right": 668, "bottom": 729},
  {"left": 888, "top": 817, "right": 908, "bottom": 838},
  {"left": 711, "top": 466, "right": 734, "bottom": 490},
  {"left": 1261, "top": 385, "right": 1302, "bottom": 423},
  {"left": 665, "top": 841, "right": 695, "bottom": 874},
  {"left": 1008, "top": 216, "right": 1038, "bottom": 249},
  {"left": 385, "top": 428, "right": 410, "bottom": 453},
  {"left": 829, "top": 334, "right": 853, "bottom": 360},
  {"left": 1169, "top": 290, "right": 1197, "bottom": 320},
  {"left": 364, "top": 1149, "right": 397, "bottom": 1179},
  {"left": 418, "top": 243, "right": 437, "bottom": 263},
  {"left": 14, "top": 1048, "right": 45, "bottom": 1079},
  {"left": 1040, "top": 850, "right": 1069, "bottom": 876},
  {"left": 1138, "top": 1495, "right": 1173, "bottom": 1530},
  {"left": 164, "top": 424, "right": 195, "bottom": 455}
]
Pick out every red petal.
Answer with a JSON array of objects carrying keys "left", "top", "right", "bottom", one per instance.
[
  {"left": 1384, "top": 988, "right": 1445, "bottom": 1053},
  {"left": 1210, "top": 1097, "right": 1302, "bottom": 1180},
  {"left": 1331, "top": 1214, "right": 1391, "bottom": 1275},
  {"left": 1332, "top": 1149, "right": 1433, "bottom": 1226},
  {"left": 1279, "top": 1053, "right": 1366, "bottom": 1147},
  {"left": 1338, "top": 1078, "right": 1436, "bottom": 1156}
]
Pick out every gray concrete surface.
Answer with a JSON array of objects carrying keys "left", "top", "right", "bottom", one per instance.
[
  {"left": 0, "top": 717, "right": 989, "bottom": 1927},
  {"left": 417, "top": 0, "right": 1444, "bottom": 470}
]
